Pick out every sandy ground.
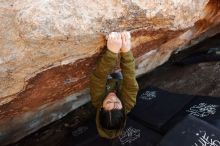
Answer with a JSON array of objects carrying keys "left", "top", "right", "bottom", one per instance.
[{"left": 8, "top": 33, "right": 220, "bottom": 146}]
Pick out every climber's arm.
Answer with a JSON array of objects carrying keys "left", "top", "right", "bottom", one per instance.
[
  {"left": 119, "top": 50, "right": 139, "bottom": 114},
  {"left": 89, "top": 49, "right": 118, "bottom": 108},
  {"left": 89, "top": 32, "right": 122, "bottom": 108},
  {"left": 118, "top": 31, "right": 139, "bottom": 114}
]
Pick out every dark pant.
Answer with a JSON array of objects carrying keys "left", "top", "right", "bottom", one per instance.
[{"left": 108, "top": 71, "right": 123, "bottom": 80}]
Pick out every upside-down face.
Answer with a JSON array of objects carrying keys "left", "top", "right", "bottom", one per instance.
[{"left": 102, "top": 92, "right": 122, "bottom": 111}]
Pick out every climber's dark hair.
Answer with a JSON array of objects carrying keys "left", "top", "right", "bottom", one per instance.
[{"left": 99, "top": 108, "right": 126, "bottom": 130}]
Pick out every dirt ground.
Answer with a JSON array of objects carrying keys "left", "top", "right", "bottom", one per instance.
[{"left": 8, "top": 33, "right": 220, "bottom": 146}]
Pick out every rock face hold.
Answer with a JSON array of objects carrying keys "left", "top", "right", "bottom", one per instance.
[{"left": 0, "top": 0, "right": 220, "bottom": 145}]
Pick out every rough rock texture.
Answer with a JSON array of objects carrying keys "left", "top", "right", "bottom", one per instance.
[{"left": 0, "top": 0, "right": 220, "bottom": 145}]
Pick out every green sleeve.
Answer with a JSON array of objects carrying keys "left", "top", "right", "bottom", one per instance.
[
  {"left": 89, "top": 49, "right": 118, "bottom": 108},
  {"left": 120, "top": 50, "right": 139, "bottom": 114}
]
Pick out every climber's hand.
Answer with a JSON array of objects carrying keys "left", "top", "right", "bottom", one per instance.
[
  {"left": 107, "top": 32, "right": 122, "bottom": 54},
  {"left": 121, "top": 31, "right": 131, "bottom": 53}
]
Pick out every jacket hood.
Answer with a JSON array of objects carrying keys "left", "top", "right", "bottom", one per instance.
[{"left": 95, "top": 106, "right": 123, "bottom": 139}]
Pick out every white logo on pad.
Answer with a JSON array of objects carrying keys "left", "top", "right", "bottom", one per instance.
[
  {"left": 186, "top": 103, "right": 219, "bottom": 117},
  {"left": 119, "top": 127, "right": 141, "bottom": 145}
]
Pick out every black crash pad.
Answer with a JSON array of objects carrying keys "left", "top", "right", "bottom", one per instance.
[
  {"left": 166, "top": 95, "right": 220, "bottom": 131},
  {"left": 67, "top": 117, "right": 162, "bottom": 146},
  {"left": 129, "top": 86, "right": 195, "bottom": 132},
  {"left": 112, "top": 118, "right": 162, "bottom": 146},
  {"left": 66, "top": 119, "right": 111, "bottom": 146},
  {"left": 159, "top": 115, "right": 220, "bottom": 146}
]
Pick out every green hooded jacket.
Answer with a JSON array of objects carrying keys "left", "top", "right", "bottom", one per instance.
[{"left": 89, "top": 49, "right": 139, "bottom": 139}]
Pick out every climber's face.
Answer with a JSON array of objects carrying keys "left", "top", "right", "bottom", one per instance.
[{"left": 102, "top": 92, "right": 122, "bottom": 111}]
